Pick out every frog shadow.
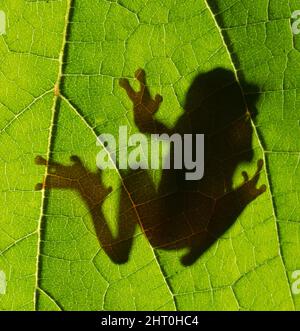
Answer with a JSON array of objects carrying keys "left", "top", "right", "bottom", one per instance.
[{"left": 35, "top": 68, "right": 266, "bottom": 266}]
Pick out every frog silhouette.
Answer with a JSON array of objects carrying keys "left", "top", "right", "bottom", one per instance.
[{"left": 35, "top": 68, "right": 266, "bottom": 266}]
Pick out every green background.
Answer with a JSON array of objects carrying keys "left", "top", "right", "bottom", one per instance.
[{"left": 0, "top": 0, "right": 299, "bottom": 310}]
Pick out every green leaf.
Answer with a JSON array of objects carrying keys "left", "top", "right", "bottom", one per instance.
[{"left": 0, "top": 0, "right": 298, "bottom": 311}]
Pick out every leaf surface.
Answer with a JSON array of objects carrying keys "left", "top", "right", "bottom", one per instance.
[{"left": 0, "top": 0, "right": 298, "bottom": 310}]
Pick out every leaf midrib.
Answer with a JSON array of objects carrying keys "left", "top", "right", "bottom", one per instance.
[{"left": 34, "top": 0, "right": 73, "bottom": 311}]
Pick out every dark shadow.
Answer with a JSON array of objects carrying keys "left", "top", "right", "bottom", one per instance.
[{"left": 35, "top": 68, "right": 266, "bottom": 266}]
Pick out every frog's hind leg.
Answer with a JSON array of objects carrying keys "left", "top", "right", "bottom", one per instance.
[{"left": 180, "top": 231, "right": 215, "bottom": 266}]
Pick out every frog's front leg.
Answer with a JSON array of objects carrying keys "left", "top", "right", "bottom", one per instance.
[
  {"left": 119, "top": 77, "right": 137, "bottom": 102},
  {"left": 119, "top": 69, "right": 167, "bottom": 134},
  {"left": 239, "top": 159, "right": 267, "bottom": 200}
]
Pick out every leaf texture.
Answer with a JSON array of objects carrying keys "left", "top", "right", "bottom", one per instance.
[{"left": 0, "top": 0, "right": 299, "bottom": 311}]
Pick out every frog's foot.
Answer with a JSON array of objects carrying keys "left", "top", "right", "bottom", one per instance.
[
  {"left": 241, "top": 159, "right": 266, "bottom": 197},
  {"left": 35, "top": 182, "right": 44, "bottom": 191},
  {"left": 35, "top": 155, "right": 47, "bottom": 166},
  {"left": 154, "top": 94, "right": 163, "bottom": 105},
  {"left": 119, "top": 77, "right": 130, "bottom": 89},
  {"left": 135, "top": 68, "right": 146, "bottom": 84},
  {"left": 70, "top": 155, "right": 83, "bottom": 165}
]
